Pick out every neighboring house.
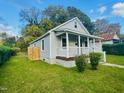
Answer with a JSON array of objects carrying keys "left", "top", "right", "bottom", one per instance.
[
  {"left": 100, "top": 32, "right": 120, "bottom": 44},
  {"left": 119, "top": 34, "right": 124, "bottom": 43},
  {"left": 29, "top": 17, "right": 105, "bottom": 67}
]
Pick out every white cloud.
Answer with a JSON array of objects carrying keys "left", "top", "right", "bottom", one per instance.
[
  {"left": 112, "top": 2, "right": 124, "bottom": 17},
  {"left": 97, "top": 16, "right": 107, "bottom": 19},
  {"left": 98, "top": 6, "right": 107, "bottom": 14},
  {"left": 0, "top": 24, "right": 16, "bottom": 37}
]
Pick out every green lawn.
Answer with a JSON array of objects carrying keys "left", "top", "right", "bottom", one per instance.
[
  {"left": 0, "top": 53, "right": 124, "bottom": 93},
  {"left": 107, "top": 55, "right": 124, "bottom": 65}
]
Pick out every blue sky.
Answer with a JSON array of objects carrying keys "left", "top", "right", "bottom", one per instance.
[{"left": 0, "top": 0, "right": 124, "bottom": 36}]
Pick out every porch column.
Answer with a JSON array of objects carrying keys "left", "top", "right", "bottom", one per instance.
[
  {"left": 93, "top": 38, "right": 95, "bottom": 52},
  {"left": 66, "top": 32, "right": 69, "bottom": 58},
  {"left": 87, "top": 37, "right": 90, "bottom": 53},
  {"left": 78, "top": 35, "right": 81, "bottom": 55}
]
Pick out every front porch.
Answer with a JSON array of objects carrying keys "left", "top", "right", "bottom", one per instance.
[{"left": 55, "top": 31, "right": 102, "bottom": 58}]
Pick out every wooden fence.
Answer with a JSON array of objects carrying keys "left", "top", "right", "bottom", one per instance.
[{"left": 28, "top": 47, "right": 40, "bottom": 60}]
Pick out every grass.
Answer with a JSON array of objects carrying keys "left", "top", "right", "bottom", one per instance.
[
  {"left": 0, "top": 53, "right": 124, "bottom": 93},
  {"left": 107, "top": 55, "right": 124, "bottom": 65}
]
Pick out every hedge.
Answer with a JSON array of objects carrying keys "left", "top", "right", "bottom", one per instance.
[
  {"left": 102, "top": 43, "right": 124, "bottom": 55},
  {"left": 0, "top": 45, "right": 15, "bottom": 65}
]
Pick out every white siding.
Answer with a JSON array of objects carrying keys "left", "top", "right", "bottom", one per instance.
[
  {"left": 50, "top": 31, "right": 58, "bottom": 58},
  {"left": 29, "top": 40, "right": 41, "bottom": 48},
  {"left": 29, "top": 35, "right": 50, "bottom": 60},
  {"left": 41, "top": 35, "right": 50, "bottom": 59},
  {"left": 57, "top": 19, "right": 89, "bottom": 35}
]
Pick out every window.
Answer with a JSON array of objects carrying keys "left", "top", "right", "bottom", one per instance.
[
  {"left": 42, "top": 40, "right": 44, "bottom": 50},
  {"left": 74, "top": 22, "right": 77, "bottom": 28},
  {"left": 62, "top": 38, "right": 66, "bottom": 47}
]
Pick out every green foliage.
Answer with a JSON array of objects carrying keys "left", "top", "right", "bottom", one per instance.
[
  {"left": 3, "top": 37, "right": 16, "bottom": 47},
  {"left": 22, "top": 25, "right": 42, "bottom": 37},
  {"left": 0, "top": 32, "right": 7, "bottom": 39},
  {"left": 1, "top": 53, "right": 124, "bottom": 93},
  {"left": 43, "top": 5, "right": 94, "bottom": 34},
  {"left": 43, "top": 5, "right": 68, "bottom": 25},
  {"left": 16, "top": 37, "right": 27, "bottom": 51},
  {"left": 0, "top": 45, "right": 14, "bottom": 65},
  {"left": 67, "top": 6, "right": 95, "bottom": 34},
  {"left": 20, "top": 25, "right": 43, "bottom": 50},
  {"left": 75, "top": 55, "right": 87, "bottom": 72},
  {"left": 107, "top": 55, "right": 124, "bottom": 65},
  {"left": 12, "top": 47, "right": 21, "bottom": 53},
  {"left": 89, "top": 52, "right": 102, "bottom": 70},
  {"left": 103, "top": 43, "right": 124, "bottom": 55},
  {"left": 40, "top": 18, "right": 55, "bottom": 32}
]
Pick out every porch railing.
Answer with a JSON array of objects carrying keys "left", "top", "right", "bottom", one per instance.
[{"left": 57, "top": 45, "right": 102, "bottom": 57}]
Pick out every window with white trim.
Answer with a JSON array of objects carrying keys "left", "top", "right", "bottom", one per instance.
[
  {"left": 74, "top": 22, "right": 77, "bottom": 28},
  {"left": 42, "top": 40, "right": 44, "bottom": 50},
  {"left": 62, "top": 37, "right": 66, "bottom": 47}
]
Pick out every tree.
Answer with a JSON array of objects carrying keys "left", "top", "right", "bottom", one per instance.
[
  {"left": 43, "top": 5, "right": 68, "bottom": 25},
  {"left": 20, "top": 7, "right": 42, "bottom": 25},
  {"left": 94, "top": 19, "right": 120, "bottom": 35},
  {"left": 43, "top": 5, "right": 95, "bottom": 34},
  {"left": 21, "top": 25, "right": 43, "bottom": 46},
  {"left": 67, "top": 6, "right": 95, "bottom": 34},
  {"left": 107, "top": 23, "right": 120, "bottom": 36},
  {"left": 16, "top": 37, "right": 27, "bottom": 51},
  {"left": 22, "top": 25, "right": 42, "bottom": 37},
  {"left": 40, "top": 18, "right": 55, "bottom": 32},
  {"left": 94, "top": 19, "right": 109, "bottom": 35},
  {"left": 0, "top": 32, "right": 7, "bottom": 40},
  {"left": 3, "top": 37, "right": 16, "bottom": 47}
]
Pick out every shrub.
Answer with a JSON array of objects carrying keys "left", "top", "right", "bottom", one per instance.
[
  {"left": 103, "top": 43, "right": 124, "bottom": 55},
  {"left": 75, "top": 55, "right": 87, "bottom": 72},
  {"left": 89, "top": 52, "right": 102, "bottom": 70},
  {"left": 0, "top": 45, "right": 14, "bottom": 65},
  {"left": 12, "top": 47, "right": 20, "bottom": 55}
]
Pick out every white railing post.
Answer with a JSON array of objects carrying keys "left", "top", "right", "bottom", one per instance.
[
  {"left": 66, "top": 32, "right": 69, "bottom": 58},
  {"left": 78, "top": 35, "right": 81, "bottom": 55},
  {"left": 93, "top": 38, "right": 95, "bottom": 52},
  {"left": 87, "top": 37, "right": 90, "bottom": 54},
  {"left": 99, "top": 39, "right": 102, "bottom": 52},
  {"left": 103, "top": 51, "right": 106, "bottom": 63}
]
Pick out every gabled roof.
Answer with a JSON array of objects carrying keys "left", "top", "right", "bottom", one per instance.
[
  {"left": 101, "top": 32, "right": 119, "bottom": 41},
  {"left": 30, "top": 17, "right": 102, "bottom": 44},
  {"left": 56, "top": 17, "right": 90, "bottom": 35}
]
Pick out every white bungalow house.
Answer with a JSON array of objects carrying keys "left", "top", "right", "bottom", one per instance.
[{"left": 29, "top": 17, "right": 105, "bottom": 67}]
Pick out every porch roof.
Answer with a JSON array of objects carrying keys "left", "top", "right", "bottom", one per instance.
[{"left": 55, "top": 28, "right": 103, "bottom": 39}]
